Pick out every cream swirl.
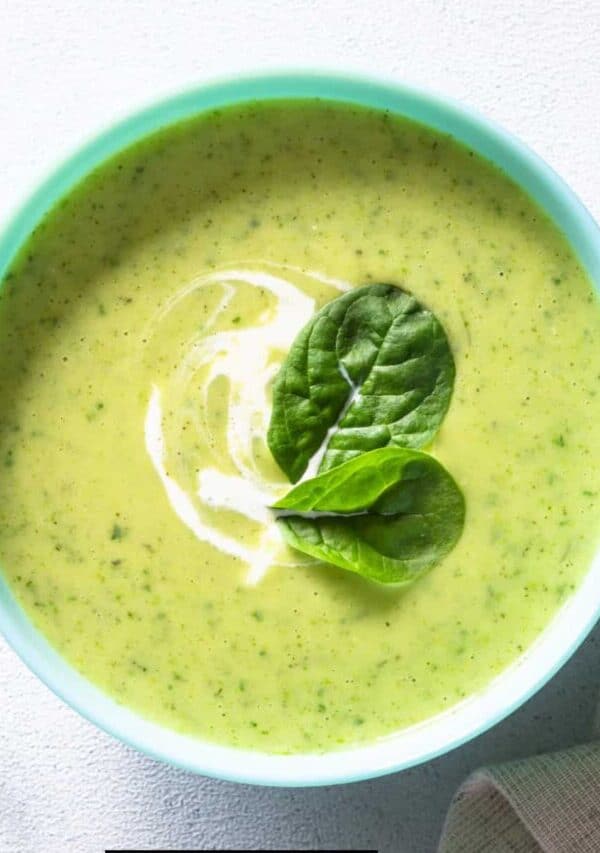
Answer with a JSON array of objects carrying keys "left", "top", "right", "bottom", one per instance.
[{"left": 143, "top": 264, "right": 350, "bottom": 584}]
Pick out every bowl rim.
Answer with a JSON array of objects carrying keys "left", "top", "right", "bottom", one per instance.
[{"left": 0, "top": 69, "right": 599, "bottom": 787}]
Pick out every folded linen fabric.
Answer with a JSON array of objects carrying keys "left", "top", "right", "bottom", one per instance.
[{"left": 439, "top": 743, "right": 600, "bottom": 852}]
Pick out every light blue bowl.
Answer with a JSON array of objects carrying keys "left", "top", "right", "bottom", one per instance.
[{"left": 0, "top": 71, "right": 599, "bottom": 787}]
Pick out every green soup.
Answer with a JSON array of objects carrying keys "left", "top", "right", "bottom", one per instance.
[{"left": 0, "top": 102, "right": 598, "bottom": 754}]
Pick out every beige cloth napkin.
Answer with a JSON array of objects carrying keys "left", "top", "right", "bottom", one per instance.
[{"left": 438, "top": 742, "right": 600, "bottom": 852}]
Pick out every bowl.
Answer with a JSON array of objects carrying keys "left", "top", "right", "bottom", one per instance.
[{"left": 0, "top": 71, "right": 599, "bottom": 786}]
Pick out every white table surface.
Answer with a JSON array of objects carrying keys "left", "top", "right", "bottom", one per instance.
[{"left": 1, "top": 2, "right": 599, "bottom": 851}]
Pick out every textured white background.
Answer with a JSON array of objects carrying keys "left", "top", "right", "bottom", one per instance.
[{"left": 1, "top": 1, "right": 599, "bottom": 851}]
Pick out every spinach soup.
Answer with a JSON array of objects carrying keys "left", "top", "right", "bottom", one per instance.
[{"left": 0, "top": 102, "right": 598, "bottom": 753}]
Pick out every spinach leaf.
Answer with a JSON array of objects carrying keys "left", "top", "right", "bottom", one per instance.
[
  {"left": 267, "top": 284, "right": 455, "bottom": 483},
  {"left": 273, "top": 447, "right": 465, "bottom": 585}
]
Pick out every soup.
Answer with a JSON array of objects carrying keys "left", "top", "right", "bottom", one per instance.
[{"left": 0, "top": 102, "right": 598, "bottom": 753}]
